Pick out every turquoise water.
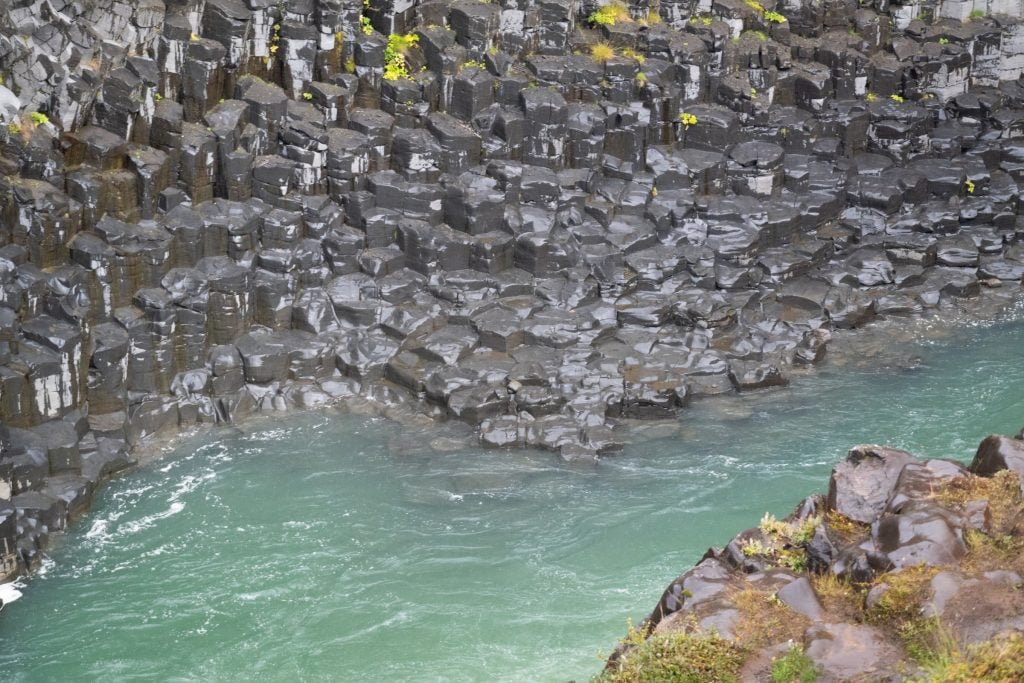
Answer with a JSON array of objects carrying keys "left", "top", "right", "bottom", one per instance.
[{"left": 1, "top": 316, "right": 1023, "bottom": 682}]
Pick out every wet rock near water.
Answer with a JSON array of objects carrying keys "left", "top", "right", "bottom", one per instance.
[
  {"left": 2, "top": 0, "right": 1024, "bottom": 584},
  {"left": 604, "top": 432, "right": 1024, "bottom": 681}
]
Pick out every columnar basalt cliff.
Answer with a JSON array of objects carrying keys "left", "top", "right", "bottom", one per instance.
[
  {"left": 601, "top": 433, "right": 1024, "bottom": 682},
  {"left": 1, "top": 0, "right": 1024, "bottom": 586}
]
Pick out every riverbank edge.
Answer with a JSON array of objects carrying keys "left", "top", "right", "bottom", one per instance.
[
  {"left": 598, "top": 433, "right": 1024, "bottom": 682},
  {"left": 2, "top": 285, "right": 1022, "bottom": 607}
]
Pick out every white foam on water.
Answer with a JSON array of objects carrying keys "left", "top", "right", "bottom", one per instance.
[
  {"left": 118, "top": 501, "right": 186, "bottom": 536},
  {"left": 0, "top": 581, "right": 23, "bottom": 605}
]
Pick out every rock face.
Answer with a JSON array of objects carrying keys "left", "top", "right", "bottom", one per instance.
[
  {"left": 604, "top": 433, "right": 1024, "bottom": 681},
  {"left": 1, "top": 0, "right": 1024, "bottom": 585}
]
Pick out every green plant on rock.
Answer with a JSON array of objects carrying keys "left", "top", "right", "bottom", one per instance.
[
  {"left": 6, "top": 122, "right": 19, "bottom": 135},
  {"left": 691, "top": 15, "right": 713, "bottom": 27},
  {"left": 764, "top": 10, "right": 787, "bottom": 23},
  {"left": 968, "top": 8, "right": 986, "bottom": 20},
  {"left": 620, "top": 47, "right": 645, "bottom": 64},
  {"left": 965, "top": 178, "right": 976, "bottom": 194},
  {"left": 590, "top": 42, "right": 616, "bottom": 63},
  {"left": 383, "top": 32, "right": 419, "bottom": 81},
  {"left": 360, "top": 15, "right": 373, "bottom": 35},
  {"left": 741, "top": 538, "right": 771, "bottom": 557},
  {"left": 462, "top": 59, "right": 485, "bottom": 70},
  {"left": 679, "top": 111, "right": 698, "bottom": 128},
  {"left": 597, "top": 624, "right": 747, "bottom": 683},
  {"left": 939, "top": 37, "right": 949, "bottom": 44},
  {"left": 770, "top": 644, "right": 818, "bottom": 683},
  {"left": 890, "top": 93, "right": 904, "bottom": 103},
  {"left": 589, "top": 1, "right": 632, "bottom": 27},
  {"left": 28, "top": 111, "right": 49, "bottom": 126}
]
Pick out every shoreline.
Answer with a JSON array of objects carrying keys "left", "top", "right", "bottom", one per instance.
[{"left": 2, "top": 285, "right": 1021, "bottom": 607}]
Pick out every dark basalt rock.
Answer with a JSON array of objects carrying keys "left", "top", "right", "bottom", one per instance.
[
  {"left": 609, "top": 433, "right": 1024, "bottom": 680},
  {"left": 827, "top": 445, "right": 917, "bottom": 524},
  {"left": 1, "top": 0, "right": 1024, "bottom": 590}
]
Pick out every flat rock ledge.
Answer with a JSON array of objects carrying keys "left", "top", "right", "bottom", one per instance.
[
  {"left": 601, "top": 431, "right": 1024, "bottom": 682},
  {"left": 3, "top": 0, "right": 1024, "bottom": 591}
]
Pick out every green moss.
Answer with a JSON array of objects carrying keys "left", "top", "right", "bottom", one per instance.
[
  {"left": 867, "top": 565, "right": 941, "bottom": 662},
  {"left": 771, "top": 645, "right": 818, "bottom": 682},
  {"left": 597, "top": 628, "right": 747, "bottom": 683}
]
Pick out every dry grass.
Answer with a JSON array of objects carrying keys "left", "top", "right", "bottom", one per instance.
[
  {"left": 810, "top": 571, "right": 863, "bottom": 622},
  {"left": 590, "top": 42, "right": 616, "bottom": 63},
  {"left": 730, "top": 587, "right": 809, "bottom": 649},
  {"left": 932, "top": 470, "right": 1024, "bottom": 573}
]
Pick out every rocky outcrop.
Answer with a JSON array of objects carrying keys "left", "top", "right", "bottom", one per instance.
[
  {"left": 603, "top": 432, "right": 1024, "bottom": 682},
  {"left": 2, "top": 0, "right": 1024, "bottom": 587}
]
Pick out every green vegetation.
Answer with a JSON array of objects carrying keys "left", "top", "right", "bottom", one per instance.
[
  {"left": 28, "top": 112, "right": 48, "bottom": 126},
  {"left": 361, "top": 15, "right": 373, "bottom": 35},
  {"left": 764, "top": 10, "right": 787, "bottom": 23},
  {"left": 590, "top": 42, "right": 616, "bottom": 63},
  {"left": 679, "top": 112, "right": 698, "bottom": 127},
  {"left": 968, "top": 8, "right": 986, "bottom": 20},
  {"left": 589, "top": 1, "right": 631, "bottom": 27},
  {"left": 597, "top": 626, "right": 747, "bottom": 683},
  {"left": 866, "top": 564, "right": 941, "bottom": 662},
  {"left": 731, "top": 588, "right": 809, "bottom": 648},
  {"left": 965, "top": 178, "right": 975, "bottom": 194},
  {"left": 462, "top": 60, "right": 485, "bottom": 70},
  {"left": 916, "top": 632, "right": 1024, "bottom": 682},
  {"left": 620, "top": 47, "right": 645, "bottom": 64},
  {"left": 383, "top": 33, "right": 419, "bottom": 81},
  {"left": 890, "top": 94, "right": 904, "bottom": 103},
  {"left": 771, "top": 645, "right": 818, "bottom": 682},
  {"left": 302, "top": 91, "right": 313, "bottom": 101},
  {"left": 939, "top": 37, "right": 949, "bottom": 44}
]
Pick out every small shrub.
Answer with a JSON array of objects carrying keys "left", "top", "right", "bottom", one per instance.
[
  {"left": 865, "top": 91, "right": 878, "bottom": 102},
  {"left": 620, "top": 47, "right": 645, "bottom": 64},
  {"left": 589, "top": 1, "right": 631, "bottom": 27},
  {"left": 361, "top": 15, "right": 373, "bottom": 35},
  {"left": 759, "top": 512, "right": 791, "bottom": 537},
  {"left": 598, "top": 628, "right": 747, "bottom": 683},
  {"left": 383, "top": 33, "right": 419, "bottom": 81},
  {"left": 771, "top": 645, "right": 819, "bottom": 682},
  {"left": 691, "top": 15, "right": 713, "bottom": 27},
  {"left": 918, "top": 632, "right": 1024, "bottom": 682},
  {"left": 791, "top": 515, "right": 821, "bottom": 545},
  {"left": 744, "top": 0, "right": 765, "bottom": 11},
  {"left": 741, "top": 537, "right": 771, "bottom": 557},
  {"left": 643, "top": 10, "right": 662, "bottom": 25},
  {"left": 939, "top": 37, "right": 949, "bottom": 44},
  {"left": 968, "top": 8, "right": 986, "bottom": 20},
  {"left": 6, "top": 122, "right": 19, "bottom": 135},
  {"left": 28, "top": 112, "right": 49, "bottom": 126},
  {"left": 590, "top": 42, "right": 616, "bottom": 63},
  {"left": 764, "top": 10, "right": 786, "bottom": 23},
  {"left": 302, "top": 91, "right": 313, "bottom": 100},
  {"left": 679, "top": 112, "right": 698, "bottom": 128},
  {"left": 462, "top": 59, "right": 485, "bottom": 69}
]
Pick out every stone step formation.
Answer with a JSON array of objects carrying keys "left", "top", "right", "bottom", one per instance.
[{"left": 1, "top": 0, "right": 1024, "bottom": 584}]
